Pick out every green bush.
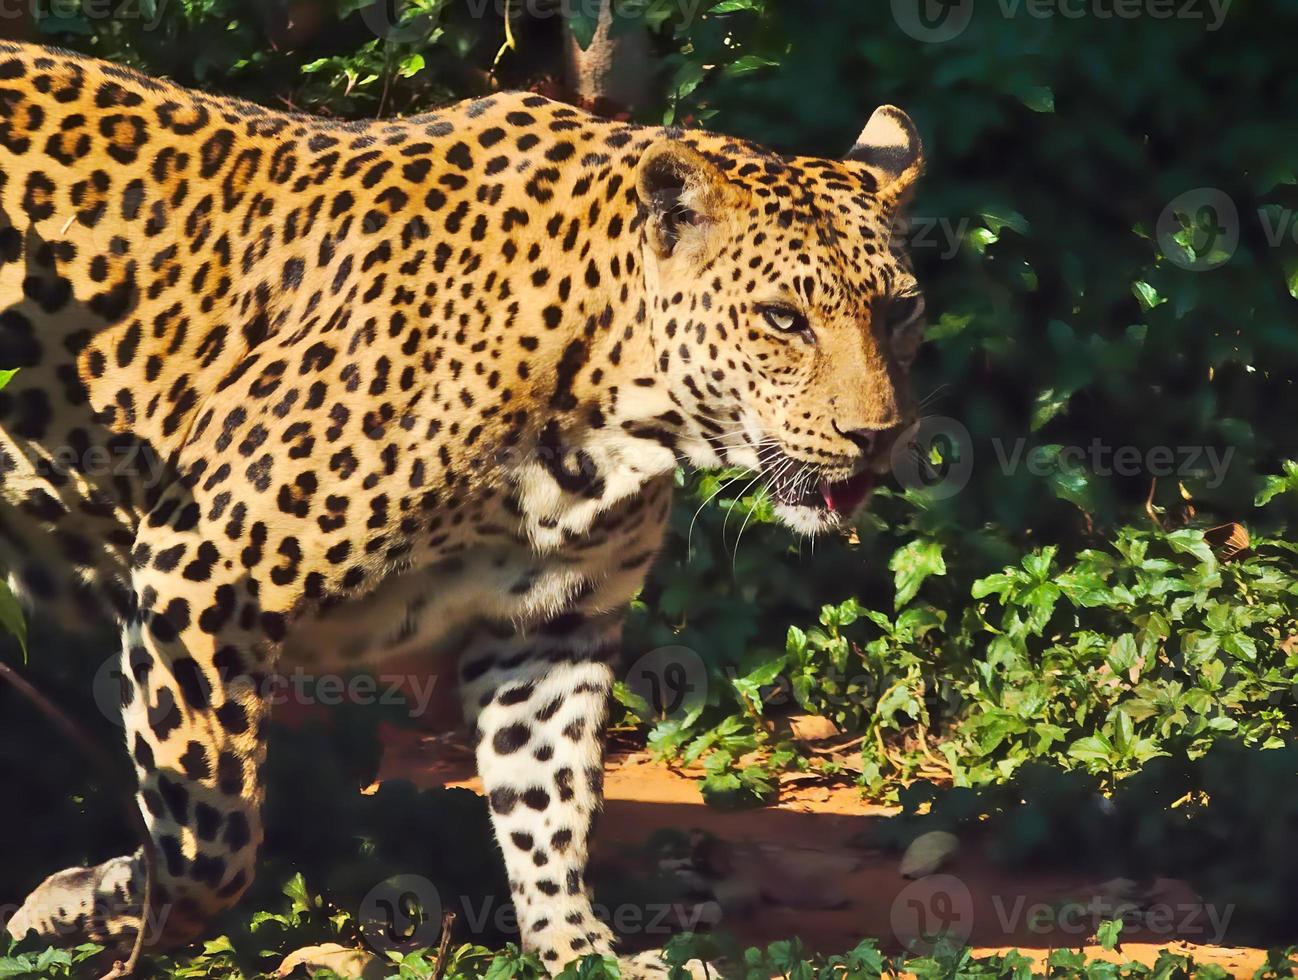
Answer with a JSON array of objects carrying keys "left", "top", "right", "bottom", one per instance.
[
  {"left": 30, "top": 0, "right": 1298, "bottom": 802},
  {"left": 615, "top": 0, "right": 1298, "bottom": 797},
  {"left": 6, "top": 0, "right": 1298, "bottom": 971}
]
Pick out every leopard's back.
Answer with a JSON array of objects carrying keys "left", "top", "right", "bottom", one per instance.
[{"left": 0, "top": 43, "right": 580, "bottom": 624}]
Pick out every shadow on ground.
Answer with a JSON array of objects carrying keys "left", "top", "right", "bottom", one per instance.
[{"left": 3, "top": 621, "right": 1298, "bottom": 976}]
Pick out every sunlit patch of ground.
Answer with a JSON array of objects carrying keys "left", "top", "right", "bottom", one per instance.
[{"left": 378, "top": 729, "right": 1272, "bottom": 976}]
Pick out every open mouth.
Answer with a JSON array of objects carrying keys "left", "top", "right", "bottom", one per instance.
[
  {"left": 767, "top": 458, "right": 877, "bottom": 515},
  {"left": 818, "top": 468, "right": 877, "bottom": 514}
]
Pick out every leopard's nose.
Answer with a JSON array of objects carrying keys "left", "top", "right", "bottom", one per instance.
[
  {"left": 838, "top": 426, "right": 881, "bottom": 457},
  {"left": 825, "top": 417, "right": 908, "bottom": 472},
  {"left": 832, "top": 419, "right": 901, "bottom": 459}
]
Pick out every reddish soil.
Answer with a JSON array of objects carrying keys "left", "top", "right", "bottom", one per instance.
[{"left": 377, "top": 728, "right": 1273, "bottom": 977}]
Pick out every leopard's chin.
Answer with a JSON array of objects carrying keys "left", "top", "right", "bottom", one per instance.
[
  {"left": 769, "top": 468, "right": 877, "bottom": 535},
  {"left": 773, "top": 501, "right": 845, "bottom": 535}
]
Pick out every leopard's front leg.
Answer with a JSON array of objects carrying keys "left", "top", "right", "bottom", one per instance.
[{"left": 458, "top": 611, "right": 622, "bottom": 973}]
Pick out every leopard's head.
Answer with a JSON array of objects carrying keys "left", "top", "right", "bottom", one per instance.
[{"left": 636, "top": 107, "right": 926, "bottom": 534}]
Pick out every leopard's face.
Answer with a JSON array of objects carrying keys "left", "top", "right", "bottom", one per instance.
[{"left": 637, "top": 108, "right": 926, "bottom": 534}]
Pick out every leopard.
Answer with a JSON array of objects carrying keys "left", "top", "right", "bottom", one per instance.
[{"left": 0, "top": 40, "right": 926, "bottom": 976}]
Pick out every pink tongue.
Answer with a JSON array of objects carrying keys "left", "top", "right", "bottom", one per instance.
[{"left": 821, "top": 470, "right": 876, "bottom": 513}]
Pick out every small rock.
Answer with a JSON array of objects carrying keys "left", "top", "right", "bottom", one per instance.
[
  {"left": 899, "top": 831, "right": 959, "bottom": 879},
  {"left": 277, "top": 943, "right": 386, "bottom": 979},
  {"left": 788, "top": 714, "right": 841, "bottom": 742}
]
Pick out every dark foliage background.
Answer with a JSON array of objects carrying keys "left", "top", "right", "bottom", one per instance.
[{"left": 4, "top": 0, "right": 1298, "bottom": 972}]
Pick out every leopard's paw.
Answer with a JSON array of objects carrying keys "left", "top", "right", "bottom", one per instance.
[
  {"left": 617, "top": 949, "right": 714, "bottom": 979},
  {"left": 6, "top": 854, "right": 141, "bottom": 950}
]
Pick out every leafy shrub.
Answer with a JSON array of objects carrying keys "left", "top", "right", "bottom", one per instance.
[
  {"left": 7, "top": 911, "right": 1288, "bottom": 979},
  {"left": 7, "top": 0, "right": 1298, "bottom": 970},
  {"left": 613, "top": 0, "right": 1298, "bottom": 802},
  {"left": 29, "top": 0, "right": 1298, "bottom": 805}
]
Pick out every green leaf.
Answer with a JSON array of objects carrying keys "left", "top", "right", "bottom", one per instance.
[
  {"left": 889, "top": 538, "right": 947, "bottom": 609},
  {"left": 980, "top": 209, "right": 1030, "bottom": 237},
  {"left": 1132, "top": 280, "right": 1166, "bottom": 311},
  {"left": 731, "top": 656, "right": 786, "bottom": 705},
  {"left": 1068, "top": 733, "right": 1115, "bottom": 765},
  {"left": 1284, "top": 256, "right": 1298, "bottom": 299},
  {"left": 699, "top": 763, "right": 775, "bottom": 809},
  {"left": 1047, "top": 459, "right": 1097, "bottom": 512},
  {"left": 566, "top": 10, "right": 601, "bottom": 49},
  {"left": 397, "top": 53, "right": 425, "bottom": 78},
  {"left": 1096, "top": 918, "right": 1123, "bottom": 951},
  {"left": 1017, "top": 85, "right": 1055, "bottom": 112},
  {"left": 1255, "top": 462, "right": 1298, "bottom": 506},
  {"left": 723, "top": 54, "right": 778, "bottom": 76},
  {"left": 1106, "top": 633, "right": 1138, "bottom": 674},
  {"left": 1021, "top": 547, "right": 1057, "bottom": 581},
  {"left": 1112, "top": 708, "right": 1135, "bottom": 755},
  {"left": 1222, "top": 632, "right": 1257, "bottom": 661},
  {"left": 1030, "top": 387, "right": 1072, "bottom": 431},
  {"left": 965, "top": 226, "right": 998, "bottom": 255},
  {"left": 972, "top": 571, "right": 1017, "bottom": 601},
  {"left": 1057, "top": 565, "right": 1112, "bottom": 607},
  {"left": 1165, "top": 529, "right": 1217, "bottom": 572},
  {"left": 926, "top": 311, "right": 973, "bottom": 341}
]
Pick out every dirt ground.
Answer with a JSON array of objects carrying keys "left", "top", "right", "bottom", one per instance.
[{"left": 376, "top": 728, "right": 1273, "bottom": 977}]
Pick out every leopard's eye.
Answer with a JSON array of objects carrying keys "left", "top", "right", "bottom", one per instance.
[
  {"left": 886, "top": 291, "right": 925, "bottom": 331},
  {"left": 758, "top": 305, "right": 812, "bottom": 338}
]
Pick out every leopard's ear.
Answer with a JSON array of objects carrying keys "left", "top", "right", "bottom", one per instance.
[
  {"left": 846, "top": 106, "right": 923, "bottom": 194},
  {"left": 636, "top": 140, "right": 731, "bottom": 260}
]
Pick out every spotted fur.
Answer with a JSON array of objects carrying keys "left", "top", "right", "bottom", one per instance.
[{"left": 0, "top": 41, "right": 925, "bottom": 974}]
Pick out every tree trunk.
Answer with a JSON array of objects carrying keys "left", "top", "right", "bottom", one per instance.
[{"left": 563, "top": 0, "right": 653, "bottom": 116}]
